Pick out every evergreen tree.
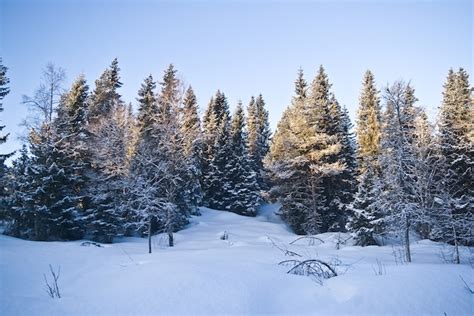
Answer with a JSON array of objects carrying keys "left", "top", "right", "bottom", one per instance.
[
  {"left": 29, "top": 124, "right": 83, "bottom": 240},
  {"left": 356, "top": 70, "right": 382, "bottom": 170},
  {"left": 348, "top": 70, "right": 383, "bottom": 245},
  {"left": 433, "top": 68, "right": 473, "bottom": 254},
  {"left": 4, "top": 145, "right": 35, "bottom": 237},
  {"left": 225, "top": 103, "right": 260, "bottom": 216},
  {"left": 202, "top": 90, "right": 231, "bottom": 207},
  {"left": 86, "top": 60, "right": 129, "bottom": 243},
  {"left": 180, "top": 86, "right": 203, "bottom": 214},
  {"left": 378, "top": 81, "right": 420, "bottom": 262},
  {"left": 205, "top": 110, "right": 233, "bottom": 210},
  {"left": 247, "top": 94, "right": 271, "bottom": 190},
  {"left": 0, "top": 58, "right": 13, "bottom": 218},
  {"left": 266, "top": 67, "right": 344, "bottom": 234},
  {"left": 129, "top": 67, "right": 189, "bottom": 251},
  {"left": 306, "top": 66, "right": 346, "bottom": 232},
  {"left": 5, "top": 74, "right": 89, "bottom": 241},
  {"left": 88, "top": 58, "right": 123, "bottom": 123},
  {"left": 47, "top": 75, "right": 92, "bottom": 239}
]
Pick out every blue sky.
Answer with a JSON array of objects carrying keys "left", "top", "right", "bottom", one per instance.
[{"left": 0, "top": 0, "right": 472, "bottom": 157}]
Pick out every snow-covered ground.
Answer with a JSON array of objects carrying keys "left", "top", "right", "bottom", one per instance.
[{"left": 1, "top": 204, "right": 473, "bottom": 315}]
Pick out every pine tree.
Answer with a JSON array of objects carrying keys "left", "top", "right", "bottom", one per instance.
[
  {"left": 180, "top": 86, "right": 203, "bottom": 214},
  {"left": 225, "top": 102, "right": 260, "bottom": 215}
]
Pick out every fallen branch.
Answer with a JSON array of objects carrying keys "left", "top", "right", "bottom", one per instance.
[
  {"left": 290, "top": 236, "right": 325, "bottom": 246},
  {"left": 279, "top": 258, "right": 337, "bottom": 284},
  {"left": 267, "top": 235, "right": 302, "bottom": 257}
]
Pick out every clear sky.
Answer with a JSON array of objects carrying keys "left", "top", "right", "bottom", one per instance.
[{"left": 0, "top": 0, "right": 472, "bottom": 158}]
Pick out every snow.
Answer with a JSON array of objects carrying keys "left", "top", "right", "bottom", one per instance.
[{"left": 1, "top": 204, "right": 473, "bottom": 315}]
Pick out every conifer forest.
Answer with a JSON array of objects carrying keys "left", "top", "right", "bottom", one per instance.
[{"left": 0, "top": 1, "right": 472, "bottom": 315}]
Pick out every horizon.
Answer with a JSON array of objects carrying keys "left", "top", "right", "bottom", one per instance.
[{"left": 1, "top": 0, "right": 472, "bottom": 159}]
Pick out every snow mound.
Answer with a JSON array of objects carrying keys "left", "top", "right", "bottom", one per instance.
[{"left": 1, "top": 204, "right": 472, "bottom": 315}]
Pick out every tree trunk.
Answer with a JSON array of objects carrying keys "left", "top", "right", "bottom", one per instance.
[
  {"left": 405, "top": 216, "right": 411, "bottom": 263},
  {"left": 453, "top": 225, "right": 460, "bottom": 264},
  {"left": 148, "top": 216, "right": 152, "bottom": 254},
  {"left": 168, "top": 232, "right": 174, "bottom": 247}
]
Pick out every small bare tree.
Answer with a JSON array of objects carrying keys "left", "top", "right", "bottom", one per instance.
[{"left": 21, "top": 63, "right": 65, "bottom": 134}]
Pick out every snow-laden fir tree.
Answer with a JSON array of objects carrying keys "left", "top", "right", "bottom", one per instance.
[
  {"left": 202, "top": 90, "right": 232, "bottom": 208},
  {"left": 0, "top": 58, "right": 13, "bottom": 219},
  {"left": 410, "top": 110, "right": 438, "bottom": 239},
  {"left": 305, "top": 66, "right": 347, "bottom": 232},
  {"left": 377, "top": 81, "right": 420, "bottom": 262},
  {"left": 88, "top": 58, "right": 122, "bottom": 124},
  {"left": 247, "top": 94, "right": 271, "bottom": 190},
  {"left": 156, "top": 64, "right": 193, "bottom": 221},
  {"left": 266, "top": 67, "right": 345, "bottom": 234},
  {"left": 430, "top": 69, "right": 473, "bottom": 261},
  {"left": 4, "top": 75, "right": 91, "bottom": 240},
  {"left": 85, "top": 59, "right": 131, "bottom": 243},
  {"left": 180, "top": 86, "right": 203, "bottom": 214},
  {"left": 127, "top": 74, "right": 159, "bottom": 250},
  {"left": 205, "top": 111, "right": 233, "bottom": 210},
  {"left": 129, "top": 66, "right": 190, "bottom": 251},
  {"left": 347, "top": 70, "right": 383, "bottom": 245},
  {"left": 224, "top": 102, "right": 260, "bottom": 216},
  {"left": 324, "top": 94, "right": 357, "bottom": 231},
  {"left": 26, "top": 123, "right": 83, "bottom": 240},
  {"left": 4, "top": 145, "right": 34, "bottom": 237}
]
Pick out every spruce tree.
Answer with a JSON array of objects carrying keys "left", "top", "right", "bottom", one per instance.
[
  {"left": 266, "top": 67, "right": 344, "bottom": 234},
  {"left": 86, "top": 59, "right": 129, "bottom": 242},
  {"left": 29, "top": 124, "right": 83, "bottom": 240},
  {"left": 356, "top": 70, "right": 382, "bottom": 170},
  {"left": 180, "top": 86, "right": 203, "bottom": 214},
  {"left": 4, "top": 145, "right": 35, "bottom": 237},
  {"left": 247, "top": 94, "right": 271, "bottom": 190},
  {"left": 130, "top": 67, "right": 189, "bottom": 251},
  {"left": 306, "top": 66, "right": 346, "bottom": 232},
  {"left": 49, "top": 75, "right": 92, "bottom": 239},
  {"left": 88, "top": 58, "right": 123, "bottom": 123},
  {"left": 225, "top": 102, "right": 260, "bottom": 216},
  {"left": 378, "top": 81, "right": 420, "bottom": 262},
  {"left": 205, "top": 110, "right": 233, "bottom": 210},
  {"left": 202, "top": 90, "right": 232, "bottom": 207},
  {"left": 347, "top": 70, "right": 383, "bottom": 245},
  {"left": 433, "top": 68, "right": 473, "bottom": 253},
  {"left": 0, "top": 58, "right": 13, "bottom": 218}
]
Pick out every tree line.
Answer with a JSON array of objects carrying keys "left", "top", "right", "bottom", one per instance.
[{"left": 0, "top": 58, "right": 472, "bottom": 260}]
